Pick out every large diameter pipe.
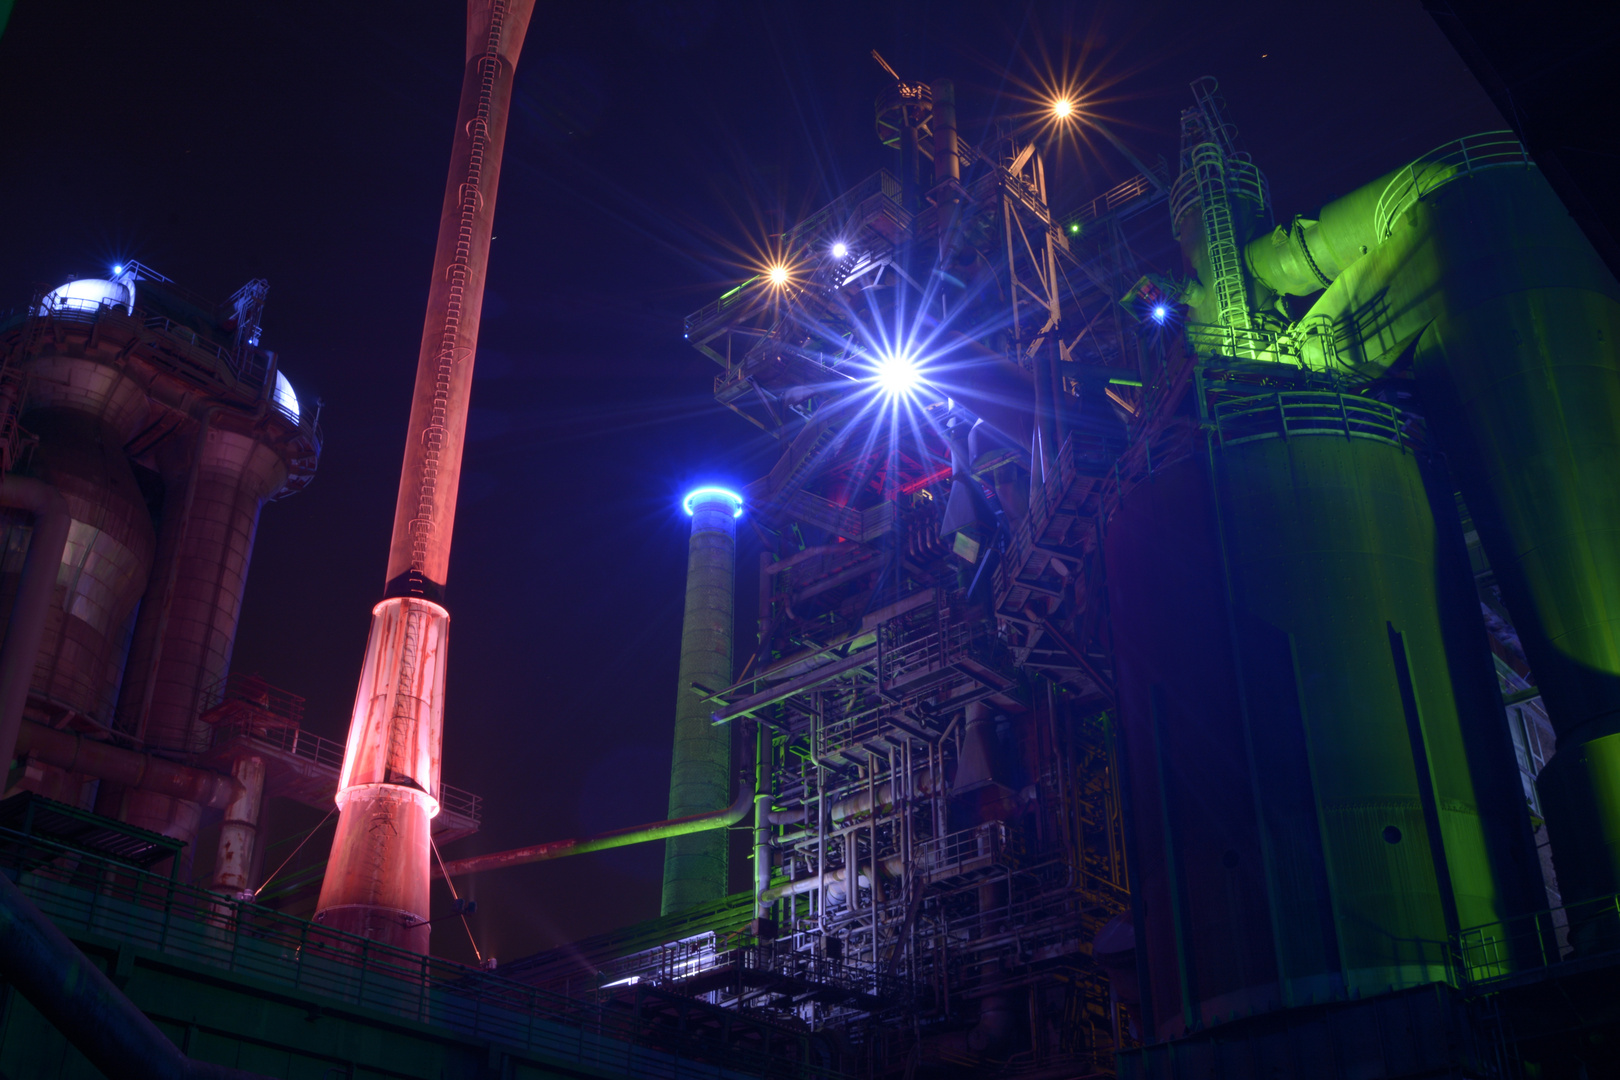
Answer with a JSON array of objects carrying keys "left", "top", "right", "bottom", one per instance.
[
  {"left": 1279, "top": 144, "right": 1620, "bottom": 928},
  {"left": 435, "top": 785, "right": 752, "bottom": 879},
  {"left": 381, "top": 0, "right": 534, "bottom": 604},
  {"left": 14, "top": 719, "right": 240, "bottom": 809},
  {"left": 211, "top": 754, "right": 265, "bottom": 895},
  {"left": 316, "top": 0, "right": 533, "bottom": 956},
  {"left": 1243, "top": 166, "right": 1406, "bottom": 297},
  {"left": 0, "top": 870, "right": 268, "bottom": 1080},
  {"left": 662, "top": 488, "right": 741, "bottom": 915},
  {"left": 315, "top": 597, "right": 447, "bottom": 954},
  {"left": 0, "top": 476, "right": 70, "bottom": 771},
  {"left": 753, "top": 724, "right": 771, "bottom": 916}
]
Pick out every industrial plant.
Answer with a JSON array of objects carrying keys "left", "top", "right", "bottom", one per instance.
[{"left": 0, "top": 2, "right": 1615, "bottom": 1079}]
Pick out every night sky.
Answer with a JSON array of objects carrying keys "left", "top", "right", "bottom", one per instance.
[{"left": 0, "top": 0, "right": 1502, "bottom": 966}]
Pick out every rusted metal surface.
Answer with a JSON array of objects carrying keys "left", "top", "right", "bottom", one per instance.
[
  {"left": 14, "top": 719, "right": 240, "bottom": 809},
  {"left": 317, "top": 0, "right": 534, "bottom": 954}
]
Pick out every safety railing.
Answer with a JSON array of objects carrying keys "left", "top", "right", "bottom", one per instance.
[
  {"left": 1060, "top": 172, "right": 1159, "bottom": 233},
  {"left": 207, "top": 720, "right": 482, "bottom": 827},
  {"left": 22, "top": 298, "right": 275, "bottom": 403},
  {"left": 1374, "top": 130, "right": 1530, "bottom": 240},
  {"left": 199, "top": 673, "right": 306, "bottom": 726},
  {"left": 1170, "top": 148, "right": 1269, "bottom": 235},
  {"left": 3, "top": 829, "right": 837, "bottom": 1080},
  {"left": 913, "top": 822, "right": 1009, "bottom": 881},
  {"left": 1455, "top": 890, "right": 1620, "bottom": 989},
  {"left": 1212, "top": 390, "right": 1418, "bottom": 450}
]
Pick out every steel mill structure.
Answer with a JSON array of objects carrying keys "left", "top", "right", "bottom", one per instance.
[
  {"left": 1, "top": 8, "right": 1619, "bottom": 1078},
  {"left": 0, "top": 263, "right": 330, "bottom": 866},
  {"left": 502, "top": 75, "right": 1620, "bottom": 1080}
]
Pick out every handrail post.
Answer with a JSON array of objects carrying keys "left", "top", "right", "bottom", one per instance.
[
  {"left": 357, "top": 938, "right": 370, "bottom": 1006},
  {"left": 294, "top": 918, "right": 308, "bottom": 991},
  {"left": 418, "top": 953, "right": 429, "bottom": 1022}
]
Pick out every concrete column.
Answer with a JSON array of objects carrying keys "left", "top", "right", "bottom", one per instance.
[
  {"left": 212, "top": 754, "right": 265, "bottom": 896},
  {"left": 662, "top": 488, "right": 741, "bottom": 915}
]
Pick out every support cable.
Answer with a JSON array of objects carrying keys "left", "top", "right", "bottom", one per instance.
[
  {"left": 430, "top": 834, "right": 483, "bottom": 963},
  {"left": 252, "top": 804, "right": 336, "bottom": 899}
]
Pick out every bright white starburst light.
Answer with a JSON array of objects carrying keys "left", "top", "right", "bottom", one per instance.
[{"left": 873, "top": 350, "right": 924, "bottom": 398}]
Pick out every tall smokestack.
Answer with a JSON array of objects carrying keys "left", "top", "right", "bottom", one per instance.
[
  {"left": 315, "top": 0, "right": 534, "bottom": 954},
  {"left": 662, "top": 487, "right": 742, "bottom": 914}
]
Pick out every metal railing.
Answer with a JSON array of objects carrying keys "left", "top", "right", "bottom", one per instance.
[
  {"left": 1212, "top": 390, "right": 1418, "bottom": 450},
  {"left": 913, "top": 822, "right": 1009, "bottom": 880},
  {"left": 1062, "top": 173, "right": 1157, "bottom": 232},
  {"left": 199, "top": 673, "right": 306, "bottom": 726},
  {"left": 1455, "top": 890, "right": 1620, "bottom": 988},
  {"left": 1374, "top": 130, "right": 1530, "bottom": 240},
  {"left": 4, "top": 829, "right": 836, "bottom": 1080},
  {"left": 208, "top": 720, "right": 482, "bottom": 826},
  {"left": 22, "top": 297, "right": 275, "bottom": 404}
]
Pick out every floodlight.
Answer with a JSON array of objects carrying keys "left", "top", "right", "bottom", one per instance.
[
  {"left": 683, "top": 487, "right": 745, "bottom": 517},
  {"left": 1152, "top": 304, "right": 1168, "bottom": 323},
  {"left": 1052, "top": 98, "right": 1074, "bottom": 119},
  {"left": 831, "top": 242, "right": 849, "bottom": 259},
  {"left": 112, "top": 264, "right": 124, "bottom": 275},
  {"left": 873, "top": 351, "right": 923, "bottom": 397},
  {"left": 768, "top": 265, "right": 789, "bottom": 286}
]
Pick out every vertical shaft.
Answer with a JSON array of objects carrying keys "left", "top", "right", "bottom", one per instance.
[
  {"left": 316, "top": 0, "right": 533, "bottom": 954},
  {"left": 662, "top": 488, "right": 741, "bottom": 915},
  {"left": 753, "top": 721, "right": 772, "bottom": 917},
  {"left": 211, "top": 754, "right": 265, "bottom": 895}
]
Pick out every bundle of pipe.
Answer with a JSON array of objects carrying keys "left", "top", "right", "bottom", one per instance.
[{"left": 314, "top": 0, "right": 534, "bottom": 954}]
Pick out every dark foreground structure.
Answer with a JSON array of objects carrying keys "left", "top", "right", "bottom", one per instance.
[{"left": 2, "top": 4, "right": 1619, "bottom": 1079}]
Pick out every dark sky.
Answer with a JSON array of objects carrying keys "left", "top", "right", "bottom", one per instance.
[{"left": 0, "top": 0, "right": 1502, "bottom": 965}]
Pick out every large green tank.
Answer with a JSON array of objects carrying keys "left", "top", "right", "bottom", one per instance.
[
  {"left": 1106, "top": 393, "right": 1542, "bottom": 1039},
  {"left": 1248, "top": 138, "right": 1620, "bottom": 948}
]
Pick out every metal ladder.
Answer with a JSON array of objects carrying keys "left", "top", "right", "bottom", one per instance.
[{"left": 1193, "top": 143, "right": 1254, "bottom": 332}]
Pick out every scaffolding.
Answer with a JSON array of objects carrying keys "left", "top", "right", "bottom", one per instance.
[{"left": 649, "top": 79, "right": 1181, "bottom": 1075}]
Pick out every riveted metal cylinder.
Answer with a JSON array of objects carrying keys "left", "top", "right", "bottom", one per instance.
[
  {"left": 17, "top": 408, "right": 156, "bottom": 725},
  {"left": 133, "top": 427, "right": 288, "bottom": 756},
  {"left": 662, "top": 489, "right": 741, "bottom": 915},
  {"left": 1107, "top": 413, "right": 1540, "bottom": 1039},
  {"left": 1402, "top": 164, "right": 1620, "bottom": 944}
]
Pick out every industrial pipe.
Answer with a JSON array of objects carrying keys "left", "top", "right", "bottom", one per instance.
[
  {"left": 1260, "top": 138, "right": 1620, "bottom": 927},
  {"left": 662, "top": 487, "right": 742, "bottom": 915},
  {"left": 761, "top": 852, "right": 905, "bottom": 904},
  {"left": 0, "top": 870, "right": 268, "bottom": 1080},
  {"left": 767, "top": 771, "right": 937, "bottom": 828},
  {"left": 1243, "top": 166, "right": 1405, "bottom": 297},
  {"left": 435, "top": 785, "right": 752, "bottom": 879},
  {"left": 14, "top": 719, "right": 240, "bottom": 809},
  {"left": 753, "top": 724, "right": 771, "bottom": 916},
  {"left": 317, "top": 0, "right": 534, "bottom": 955},
  {"left": 0, "top": 476, "right": 71, "bottom": 772},
  {"left": 210, "top": 754, "right": 265, "bottom": 895}
]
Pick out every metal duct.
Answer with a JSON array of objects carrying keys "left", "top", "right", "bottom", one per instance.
[
  {"left": 14, "top": 719, "right": 240, "bottom": 809},
  {"left": 435, "top": 785, "right": 752, "bottom": 879},
  {"left": 111, "top": 425, "right": 286, "bottom": 848},
  {"left": 0, "top": 870, "right": 267, "bottom": 1080}
]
